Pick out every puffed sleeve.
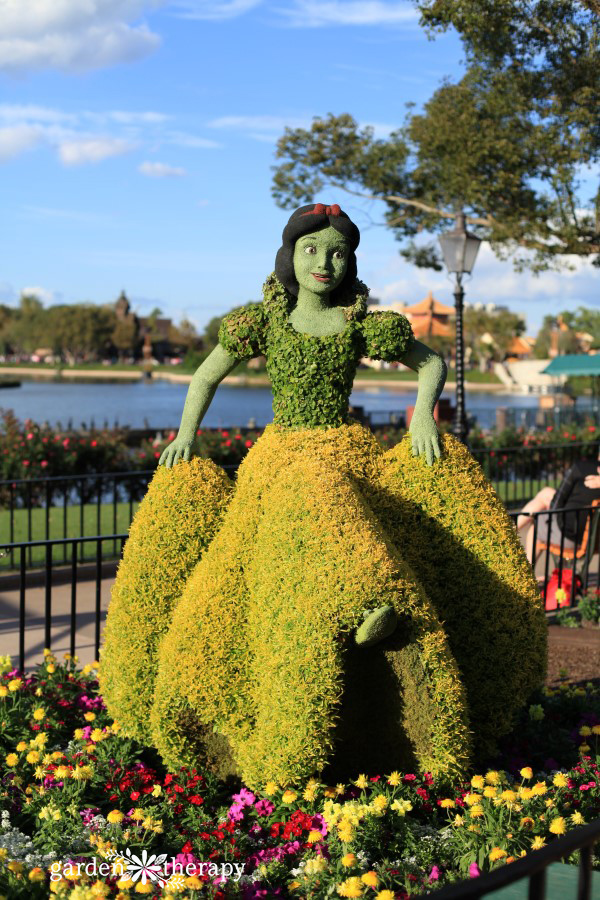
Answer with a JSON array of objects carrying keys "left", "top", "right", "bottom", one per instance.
[
  {"left": 359, "top": 310, "right": 415, "bottom": 361},
  {"left": 218, "top": 303, "right": 266, "bottom": 361}
]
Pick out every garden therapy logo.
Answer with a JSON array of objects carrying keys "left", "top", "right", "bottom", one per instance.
[{"left": 50, "top": 848, "right": 245, "bottom": 886}]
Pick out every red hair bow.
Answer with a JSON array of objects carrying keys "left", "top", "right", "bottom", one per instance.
[{"left": 301, "top": 203, "right": 341, "bottom": 217}]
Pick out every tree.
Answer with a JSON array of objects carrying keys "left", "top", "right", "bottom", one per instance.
[
  {"left": 111, "top": 316, "right": 138, "bottom": 362},
  {"left": 5, "top": 295, "right": 46, "bottom": 355},
  {"left": 168, "top": 318, "right": 200, "bottom": 355},
  {"left": 272, "top": 1, "right": 599, "bottom": 273},
  {"left": 464, "top": 307, "right": 525, "bottom": 368}
]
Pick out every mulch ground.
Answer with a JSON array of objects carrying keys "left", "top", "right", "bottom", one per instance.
[{"left": 547, "top": 623, "right": 600, "bottom": 685}]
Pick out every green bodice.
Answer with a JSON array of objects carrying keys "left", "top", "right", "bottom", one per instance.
[{"left": 218, "top": 273, "right": 415, "bottom": 428}]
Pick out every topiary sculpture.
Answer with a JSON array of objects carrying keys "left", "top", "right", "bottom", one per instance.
[{"left": 100, "top": 203, "right": 547, "bottom": 789}]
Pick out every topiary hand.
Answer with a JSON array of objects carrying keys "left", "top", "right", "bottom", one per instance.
[
  {"left": 409, "top": 411, "right": 441, "bottom": 467},
  {"left": 159, "top": 436, "right": 197, "bottom": 468},
  {"left": 355, "top": 604, "right": 398, "bottom": 647}
]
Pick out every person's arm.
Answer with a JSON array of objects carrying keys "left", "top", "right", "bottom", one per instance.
[
  {"left": 400, "top": 340, "right": 447, "bottom": 466},
  {"left": 551, "top": 464, "right": 579, "bottom": 510},
  {"left": 159, "top": 344, "right": 238, "bottom": 468}
]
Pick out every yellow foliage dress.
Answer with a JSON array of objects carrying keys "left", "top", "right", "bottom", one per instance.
[{"left": 100, "top": 277, "right": 547, "bottom": 789}]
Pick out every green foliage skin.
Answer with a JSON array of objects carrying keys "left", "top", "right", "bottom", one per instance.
[
  {"left": 99, "top": 457, "right": 233, "bottom": 743},
  {"left": 218, "top": 274, "right": 413, "bottom": 428}
]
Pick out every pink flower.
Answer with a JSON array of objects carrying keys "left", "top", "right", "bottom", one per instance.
[
  {"left": 90, "top": 440, "right": 97, "bottom": 447},
  {"left": 245, "top": 440, "right": 253, "bottom": 448},
  {"left": 429, "top": 866, "right": 440, "bottom": 882},
  {"left": 41, "top": 460, "right": 48, "bottom": 468},
  {"left": 233, "top": 787, "right": 256, "bottom": 806},
  {"left": 22, "top": 460, "right": 30, "bottom": 467},
  {"left": 254, "top": 799, "right": 274, "bottom": 817},
  {"left": 26, "top": 432, "right": 34, "bottom": 440},
  {"left": 469, "top": 863, "right": 481, "bottom": 878}
]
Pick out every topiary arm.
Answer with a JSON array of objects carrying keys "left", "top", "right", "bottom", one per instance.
[
  {"left": 400, "top": 340, "right": 447, "bottom": 466},
  {"left": 159, "top": 345, "right": 239, "bottom": 468}
]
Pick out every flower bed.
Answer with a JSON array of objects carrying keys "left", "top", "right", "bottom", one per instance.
[{"left": 0, "top": 654, "right": 599, "bottom": 898}]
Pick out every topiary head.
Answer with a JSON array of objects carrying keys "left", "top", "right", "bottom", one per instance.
[{"left": 275, "top": 203, "right": 360, "bottom": 301}]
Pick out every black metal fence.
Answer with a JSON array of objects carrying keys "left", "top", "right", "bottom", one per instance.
[
  {"left": 431, "top": 814, "right": 600, "bottom": 900},
  {"left": 0, "top": 444, "right": 596, "bottom": 565}
]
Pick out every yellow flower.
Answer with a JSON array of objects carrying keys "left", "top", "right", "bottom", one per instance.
[
  {"left": 337, "top": 876, "right": 363, "bottom": 897},
  {"left": 71, "top": 765, "right": 93, "bottom": 781},
  {"left": 129, "top": 808, "right": 146, "bottom": 820},
  {"left": 483, "top": 786, "right": 499, "bottom": 798},
  {"left": 26, "top": 750, "right": 40, "bottom": 764},
  {"left": 28, "top": 867, "right": 45, "bottom": 882},
  {"left": 531, "top": 782, "right": 548, "bottom": 796},
  {"left": 0, "top": 685, "right": 8, "bottom": 697},
  {"left": 371, "top": 795, "right": 388, "bottom": 814},
  {"left": 135, "top": 883, "right": 155, "bottom": 894},
  {"left": 580, "top": 744, "right": 590, "bottom": 753},
  {"left": 376, "top": 892, "right": 395, "bottom": 900},
  {"left": 304, "top": 786, "right": 317, "bottom": 802},
  {"left": 183, "top": 876, "right": 202, "bottom": 889},
  {"left": 8, "top": 679, "right": 22, "bottom": 691},
  {"left": 532, "top": 836, "right": 546, "bottom": 850},
  {"left": 16, "top": 741, "right": 27, "bottom": 751},
  {"left": 579, "top": 726, "right": 592, "bottom": 736},
  {"left": 571, "top": 812, "right": 585, "bottom": 825},
  {"left": 354, "top": 774, "right": 369, "bottom": 790},
  {"left": 5, "top": 753, "right": 18, "bottom": 766},
  {"left": 545, "top": 798, "right": 555, "bottom": 808},
  {"left": 341, "top": 853, "right": 357, "bottom": 867},
  {"left": 520, "top": 767, "right": 533, "bottom": 779},
  {"left": 552, "top": 773, "right": 568, "bottom": 788},
  {"left": 55, "top": 765, "right": 70, "bottom": 778},
  {"left": 46, "top": 664, "right": 55, "bottom": 674},
  {"left": 32, "top": 707, "right": 46, "bottom": 721},
  {"left": 440, "top": 798, "right": 455, "bottom": 808},
  {"left": 501, "top": 790, "right": 517, "bottom": 806},
  {"left": 83, "top": 712, "right": 96, "bottom": 722},
  {"left": 592, "top": 725, "right": 600, "bottom": 736},
  {"left": 361, "top": 872, "right": 379, "bottom": 888},
  {"left": 469, "top": 805, "right": 485, "bottom": 818},
  {"left": 151, "top": 784, "right": 162, "bottom": 798},
  {"left": 337, "top": 823, "right": 354, "bottom": 844},
  {"left": 305, "top": 857, "right": 327, "bottom": 875},
  {"left": 263, "top": 781, "right": 278, "bottom": 796},
  {"left": 489, "top": 848, "right": 507, "bottom": 862},
  {"left": 390, "top": 798, "right": 412, "bottom": 815},
  {"left": 453, "top": 814, "right": 465, "bottom": 826},
  {"left": 485, "top": 771, "right": 501, "bottom": 785},
  {"left": 7, "top": 860, "right": 24, "bottom": 873},
  {"left": 470, "top": 775, "right": 485, "bottom": 790},
  {"left": 107, "top": 810, "right": 124, "bottom": 824},
  {"left": 549, "top": 817, "right": 567, "bottom": 835},
  {"left": 520, "top": 817, "right": 535, "bottom": 830},
  {"left": 34, "top": 733, "right": 48, "bottom": 747},
  {"left": 91, "top": 728, "right": 105, "bottom": 742},
  {"left": 306, "top": 829, "right": 323, "bottom": 844},
  {"left": 464, "top": 793, "right": 480, "bottom": 806},
  {"left": 387, "top": 771, "right": 401, "bottom": 787},
  {"left": 519, "top": 786, "right": 533, "bottom": 800},
  {"left": 282, "top": 789, "right": 297, "bottom": 804},
  {"left": 73, "top": 728, "right": 84, "bottom": 740}
]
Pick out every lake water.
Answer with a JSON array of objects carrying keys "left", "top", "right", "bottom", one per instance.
[{"left": 0, "top": 377, "right": 558, "bottom": 431}]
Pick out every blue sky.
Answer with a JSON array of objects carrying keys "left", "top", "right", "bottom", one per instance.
[{"left": 0, "top": 0, "right": 597, "bottom": 335}]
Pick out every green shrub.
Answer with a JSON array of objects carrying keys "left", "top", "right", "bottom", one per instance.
[
  {"left": 577, "top": 588, "right": 600, "bottom": 624},
  {"left": 99, "top": 457, "right": 233, "bottom": 743}
]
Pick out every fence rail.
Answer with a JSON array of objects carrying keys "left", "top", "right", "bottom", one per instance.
[
  {"left": 0, "top": 444, "right": 597, "bottom": 565},
  {"left": 431, "top": 814, "right": 600, "bottom": 899}
]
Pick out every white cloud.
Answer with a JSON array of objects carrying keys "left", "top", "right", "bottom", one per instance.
[
  {"left": 173, "top": 0, "right": 263, "bottom": 20},
  {"left": 276, "top": 1, "right": 418, "bottom": 27},
  {"left": 139, "top": 160, "right": 186, "bottom": 176},
  {"left": 0, "top": 104, "right": 76, "bottom": 125},
  {"left": 0, "top": 125, "right": 44, "bottom": 162},
  {"left": 206, "top": 114, "right": 311, "bottom": 143},
  {"left": 21, "top": 285, "right": 56, "bottom": 305},
  {"left": 58, "top": 137, "right": 135, "bottom": 165},
  {"left": 166, "top": 130, "right": 221, "bottom": 148},
  {"left": 86, "top": 110, "right": 170, "bottom": 125},
  {"left": 0, "top": 0, "right": 163, "bottom": 74}
]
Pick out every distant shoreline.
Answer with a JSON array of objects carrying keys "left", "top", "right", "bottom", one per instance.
[{"left": 0, "top": 366, "right": 513, "bottom": 393}]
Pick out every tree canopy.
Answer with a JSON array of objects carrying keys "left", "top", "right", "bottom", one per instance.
[{"left": 272, "top": 1, "right": 599, "bottom": 273}]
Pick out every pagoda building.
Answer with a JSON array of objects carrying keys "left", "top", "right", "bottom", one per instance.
[{"left": 403, "top": 291, "right": 454, "bottom": 340}]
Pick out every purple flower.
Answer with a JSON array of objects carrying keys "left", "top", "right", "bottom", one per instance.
[
  {"left": 79, "top": 808, "right": 101, "bottom": 826},
  {"left": 310, "top": 814, "right": 327, "bottom": 835},
  {"left": 254, "top": 799, "right": 274, "bottom": 817}
]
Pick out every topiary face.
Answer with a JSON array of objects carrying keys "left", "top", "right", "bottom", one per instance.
[{"left": 292, "top": 227, "right": 350, "bottom": 297}]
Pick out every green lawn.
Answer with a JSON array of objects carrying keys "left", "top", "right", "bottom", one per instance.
[
  {"left": 0, "top": 501, "right": 139, "bottom": 570},
  {"left": 0, "top": 473, "right": 554, "bottom": 571}
]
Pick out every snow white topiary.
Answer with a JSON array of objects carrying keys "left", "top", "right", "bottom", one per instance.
[{"left": 100, "top": 203, "right": 546, "bottom": 788}]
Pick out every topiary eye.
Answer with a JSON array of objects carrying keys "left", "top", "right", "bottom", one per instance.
[
  {"left": 333, "top": 250, "right": 345, "bottom": 259},
  {"left": 304, "top": 245, "right": 316, "bottom": 254}
]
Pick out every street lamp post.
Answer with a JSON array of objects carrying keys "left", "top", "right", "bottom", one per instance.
[{"left": 438, "top": 212, "right": 482, "bottom": 444}]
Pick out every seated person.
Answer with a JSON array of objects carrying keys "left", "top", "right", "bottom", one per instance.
[{"left": 517, "top": 449, "right": 600, "bottom": 563}]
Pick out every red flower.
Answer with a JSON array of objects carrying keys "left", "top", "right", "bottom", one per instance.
[
  {"left": 130, "top": 791, "right": 140, "bottom": 801},
  {"left": 187, "top": 795, "right": 203, "bottom": 805},
  {"left": 182, "top": 841, "right": 193, "bottom": 854}
]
